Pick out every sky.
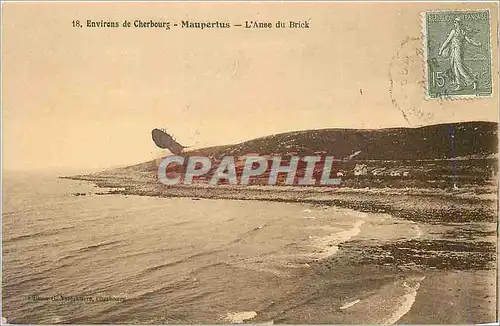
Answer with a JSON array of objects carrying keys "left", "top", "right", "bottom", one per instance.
[{"left": 2, "top": 2, "right": 498, "bottom": 171}]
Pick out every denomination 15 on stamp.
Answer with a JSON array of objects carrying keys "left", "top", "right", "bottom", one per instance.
[{"left": 423, "top": 9, "right": 492, "bottom": 99}]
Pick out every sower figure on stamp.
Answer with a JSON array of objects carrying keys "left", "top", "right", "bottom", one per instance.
[{"left": 438, "top": 17, "right": 482, "bottom": 91}]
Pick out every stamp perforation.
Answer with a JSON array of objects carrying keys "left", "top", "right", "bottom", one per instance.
[{"left": 421, "top": 8, "right": 494, "bottom": 101}]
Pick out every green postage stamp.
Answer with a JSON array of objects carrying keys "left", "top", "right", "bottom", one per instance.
[{"left": 423, "top": 10, "right": 492, "bottom": 99}]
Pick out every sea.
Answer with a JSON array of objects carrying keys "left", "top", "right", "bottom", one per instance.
[{"left": 2, "top": 171, "right": 426, "bottom": 324}]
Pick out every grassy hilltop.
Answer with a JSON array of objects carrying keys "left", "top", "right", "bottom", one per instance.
[
  {"left": 112, "top": 121, "right": 497, "bottom": 186},
  {"left": 182, "top": 121, "right": 497, "bottom": 160}
]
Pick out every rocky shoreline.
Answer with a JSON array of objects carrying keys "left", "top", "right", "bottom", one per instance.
[{"left": 62, "top": 171, "right": 498, "bottom": 224}]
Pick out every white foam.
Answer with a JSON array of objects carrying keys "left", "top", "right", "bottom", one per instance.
[
  {"left": 340, "top": 299, "right": 361, "bottom": 310},
  {"left": 311, "top": 220, "right": 365, "bottom": 259},
  {"left": 383, "top": 276, "right": 425, "bottom": 324},
  {"left": 225, "top": 311, "right": 257, "bottom": 324},
  {"left": 414, "top": 225, "right": 423, "bottom": 239},
  {"left": 303, "top": 216, "right": 316, "bottom": 219}
]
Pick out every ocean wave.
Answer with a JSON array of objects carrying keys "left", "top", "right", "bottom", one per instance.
[
  {"left": 6, "top": 275, "right": 50, "bottom": 288},
  {"left": 224, "top": 311, "right": 257, "bottom": 323},
  {"left": 123, "top": 275, "right": 212, "bottom": 304},
  {"left": 5, "top": 226, "right": 75, "bottom": 243},
  {"left": 226, "top": 224, "right": 269, "bottom": 246},
  {"left": 136, "top": 248, "right": 225, "bottom": 277},
  {"left": 382, "top": 276, "right": 425, "bottom": 324},
  {"left": 310, "top": 220, "right": 366, "bottom": 260},
  {"left": 76, "top": 240, "right": 122, "bottom": 253},
  {"left": 339, "top": 298, "right": 361, "bottom": 310},
  {"left": 105, "top": 246, "right": 188, "bottom": 264}
]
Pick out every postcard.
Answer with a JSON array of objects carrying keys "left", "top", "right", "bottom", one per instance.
[{"left": 1, "top": 1, "right": 498, "bottom": 324}]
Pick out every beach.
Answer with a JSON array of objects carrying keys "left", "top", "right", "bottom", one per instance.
[{"left": 3, "top": 168, "right": 495, "bottom": 323}]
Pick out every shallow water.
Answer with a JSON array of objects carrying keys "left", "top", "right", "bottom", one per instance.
[{"left": 2, "top": 172, "right": 425, "bottom": 324}]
